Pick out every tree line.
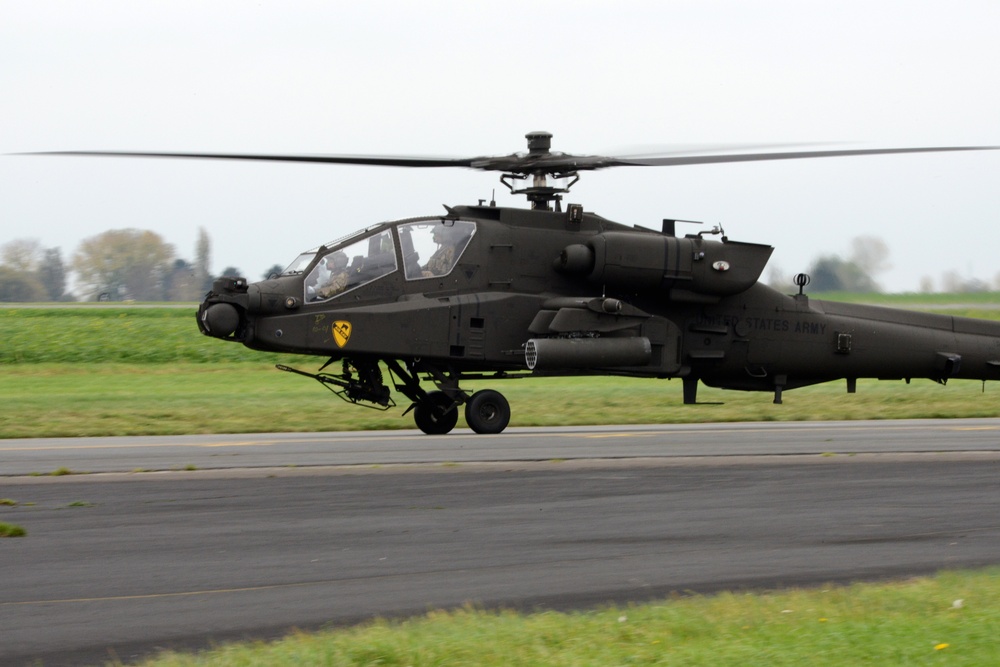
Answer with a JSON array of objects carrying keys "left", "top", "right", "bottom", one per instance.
[
  {"left": 768, "top": 234, "right": 1000, "bottom": 294},
  {"left": 0, "top": 228, "right": 276, "bottom": 302}
]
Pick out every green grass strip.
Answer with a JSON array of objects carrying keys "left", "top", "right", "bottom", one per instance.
[{"left": 134, "top": 567, "right": 1000, "bottom": 666}]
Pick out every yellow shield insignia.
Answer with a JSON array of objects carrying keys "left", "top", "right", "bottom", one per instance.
[{"left": 332, "top": 321, "right": 352, "bottom": 348}]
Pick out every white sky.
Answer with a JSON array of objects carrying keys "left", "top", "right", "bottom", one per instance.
[{"left": 2, "top": 0, "right": 998, "bottom": 293}]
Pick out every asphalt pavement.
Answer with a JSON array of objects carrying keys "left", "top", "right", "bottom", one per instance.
[{"left": 3, "top": 421, "right": 1000, "bottom": 666}]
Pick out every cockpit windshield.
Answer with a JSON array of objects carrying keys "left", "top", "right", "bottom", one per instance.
[
  {"left": 398, "top": 220, "right": 476, "bottom": 280},
  {"left": 281, "top": 252, "right": 316, "bottom": 275},
  {"left": 299, "top": 219, "right": 477, "bottom": 301},
  {"left": 304, "top": 229, "right": 396, "bottom": 301}
]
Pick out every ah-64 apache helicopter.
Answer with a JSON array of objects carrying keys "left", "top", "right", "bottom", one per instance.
[{"left": 44, "top": 133, "right": 1000, "bottom": 434}]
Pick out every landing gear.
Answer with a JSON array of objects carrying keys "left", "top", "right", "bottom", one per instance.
[
  {"left": 280, "top": 358, "right": 513, "bottom": 436},
  {"left": 412, "top": 389, "right": 511, "bottom": 435},
  {"left": 413, "top": 391, "right": 459, "bottom": 435},
  {"left": 464, "top": 390, "right": 511, "bottom": 434},
  {"left": 384, "top": 359, "right": 514, "bottom": 435}
]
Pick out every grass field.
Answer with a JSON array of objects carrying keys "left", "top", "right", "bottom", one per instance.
[
  {"left": 3, "top": 363, "right": 1000, "bottom": 438},
  {"left": 2, "top": 299, "right": 999, "bottom": 438}
]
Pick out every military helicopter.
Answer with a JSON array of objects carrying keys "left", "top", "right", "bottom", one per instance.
[{"left": 40, "top": 133, "right": 1000, "bottom": 434}]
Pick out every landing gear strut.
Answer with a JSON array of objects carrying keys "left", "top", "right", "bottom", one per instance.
[{"left": 387, "top": 360, "right": 512, "bottom": 435}]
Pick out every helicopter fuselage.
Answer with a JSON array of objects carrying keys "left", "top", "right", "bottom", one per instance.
[{"left": 197, "top": 203, "right": 1000, "bottom": 432}]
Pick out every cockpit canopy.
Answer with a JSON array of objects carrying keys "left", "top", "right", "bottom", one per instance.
[{"left": 298, "top": 219, "right": 477, "bottom": 302}]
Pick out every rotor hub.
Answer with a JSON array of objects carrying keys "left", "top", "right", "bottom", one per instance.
[
  {"left": 499, "top": 132, "right": 578, "bottom": 211},
  {"left": 525, "top": 131, "right": 553, "bottom": 155}
]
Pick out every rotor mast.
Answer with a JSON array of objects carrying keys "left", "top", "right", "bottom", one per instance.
[{"left": 500, "top": 131, "right": 579, "bottom": 211}]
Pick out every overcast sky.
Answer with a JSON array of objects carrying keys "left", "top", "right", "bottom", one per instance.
[{"left": 2, "top": 0, "right": 998, "bottom": 293}]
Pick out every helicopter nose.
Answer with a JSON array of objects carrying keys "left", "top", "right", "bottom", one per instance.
[{"left": 201, "top": 303, "right": 240, "bottom": 337}]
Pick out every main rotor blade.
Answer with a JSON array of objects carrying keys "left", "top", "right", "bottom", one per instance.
[
  {"left": 607, "top": 142, "right": 824, "bottom": 159},
  {"left": 611, "top": 145, "right": 1000, "bottom": 167},
  {"left": 27, "top": 150, "right": 480, "bottom": 168},
  {"left": 24, "top": 149, "right": 617, "bottom": 173},
  {"left": 24, "top": 144, "right": 1000, "bottom": 173}
]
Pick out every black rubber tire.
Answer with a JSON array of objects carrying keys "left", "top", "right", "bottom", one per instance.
[
  {"left": 464, "top": 389, "right": 511, "bottom": 434},
  {"left": 413, "top": 391, "right": 459, "bottom": 435}
]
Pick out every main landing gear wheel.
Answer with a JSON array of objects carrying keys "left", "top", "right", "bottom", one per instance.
[
  {"left": 464, "top": 389, "right": 511, "bottom": 434},
  {"left": 413, "top": 391, "right": 459, "bottom": 435}
]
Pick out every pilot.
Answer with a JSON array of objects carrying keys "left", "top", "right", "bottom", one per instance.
[
  {"left": 306, "top": 255, "right": 331, "bottom": 300},
  {"left": 317, "top": 251, "right": 350, "bottom": 298},
  {"left": 422, "top": 225, "right": 463, "bottom": 277}
]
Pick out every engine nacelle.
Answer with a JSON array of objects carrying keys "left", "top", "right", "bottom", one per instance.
[{"left": 556, "top": 232, "right": 773, "bottom": 299}]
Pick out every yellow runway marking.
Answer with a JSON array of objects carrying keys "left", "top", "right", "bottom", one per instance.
[
  {"left": 577, "top": 423, "right": 996, "bottom": 439},
  {"left": 0, "top": 434, "right": 412, "bottom": 452},
  {"left": 1, "top": 580, "right": 337, "bottom": 607},
  {"left": 582, "top": 432, "right": 658, "bottom": 439},
  {"left": 0, "top": 441, "right": 260, "bottom": 452},
  {"left": 950, "top": 426, "right": 1000, "bottom": 431},
  {"left": 2, "top": 422, "right": 996, "bottom": 453}
]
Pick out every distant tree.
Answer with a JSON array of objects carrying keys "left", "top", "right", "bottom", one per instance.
[
  {"left": 165, "top": 258, "right": 203, "bottom": 301},
  {"left": 941, "top": 270, "right": 989, "bottom": 293},
  {"left": 940, "top": 271, "right": 961, "bottom": 292},
  {"left": 72, "top": 229, "right": 175, "bottom": 301},
  {"left": 806, "top": 235, "right": 888, "bottom": 293},
  {"left": 766, "top": 265, "right": 789, "bottom": 290},
  {"left": 195, "top": 227, "right": 212, "bottom": 293},
  {"left": 263, "top": 264, "right": 284, "bottom": 279},
  {"left": 1, "top": 239, "right": 42, "bottom": 272},
  {"left": 919, "top": 276, "right": 935, "bottom": 293},
  {"left": 849, "top": 236, "right": 891, "bottom": 281},
  {"left": 2, "top": 241, "right": 69, "bottom": 301},
  {"left": 964, "top": 278, "right": 990, "bottom": 293},
  {"left": 0, "top": 266, "right": 46, "bottom": 302},
  {"left": 839, "top": 260, "right": 879, "bottom": 292},
  {"left": 218, "top": 266, "right": 243, "bottom": 278},
  {"left": 808, "top": 256, "right": 844, "bottom": 291},
  {"left": 808, "top": 255, "right": 879, "bottom": 292},
  {"left": 37, "top": 247, "right": 67, "bottom": 301}
]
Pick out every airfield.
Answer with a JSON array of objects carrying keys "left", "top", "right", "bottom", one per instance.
[{"left": 4, "top": 420, "right": 1000, "bottom": 665}]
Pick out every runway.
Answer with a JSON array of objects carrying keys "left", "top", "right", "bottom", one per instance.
[
  {"left": 5, "top": 418, "right": 1000, "bottom": 475},
  {"left": 4, "top": 420, "right": 1000, "bottom": 666}
]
